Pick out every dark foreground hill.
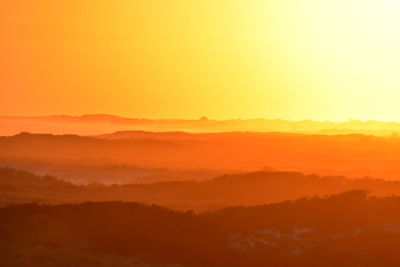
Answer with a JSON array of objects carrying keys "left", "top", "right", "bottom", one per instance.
[
  {"left": 5, "top": 167, "right": 400, "bottom": 211},
  {"left": 2, "top": 191, "right": 400, "bottom": 266}
]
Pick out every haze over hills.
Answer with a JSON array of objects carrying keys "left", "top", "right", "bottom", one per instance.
[
  {"left": 3, "top": 131, "right": 400, "bottom": 182},
  {"left": 4, "top": 0, "right": 400, "bottom": 265},
  {"left": 2, "top": 114, "right": 400, "bottom": 136},
  {"left": 5, "top": 167, "right": 400, "bottom": 211},
  {"left": 3, "top": 128, "right": 400, "bottom": 266}
]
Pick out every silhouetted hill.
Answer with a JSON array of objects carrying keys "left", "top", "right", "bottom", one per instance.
[
  {"left": 4, "top": 131, "right": 400, "bottom": 181},
  {"left": 3, "top": 114, "right": 400, "bottom": 136},
  {"left": 95, "top": 130, "right": 194, "bottom": 140},
  {"left": 0, "top": 167, "right": 71, "bottom": 187},
  {"left": 3, "top": 192, "right": 400, "bottom": 266},
  {"left": 4, "top": 168, "right": 400, "bottom": 211}
]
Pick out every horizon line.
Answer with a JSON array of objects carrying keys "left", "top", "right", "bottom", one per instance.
[{"left": 3, "top": 113, "right": 400, "bottom": 124}]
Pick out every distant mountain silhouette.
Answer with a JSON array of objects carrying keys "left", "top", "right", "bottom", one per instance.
[
  {"left": 95, "top": 130, "right": 195, "bottom": 140},
  {"left": 2, "top": 114, "right": 400, "bottom": 135}
]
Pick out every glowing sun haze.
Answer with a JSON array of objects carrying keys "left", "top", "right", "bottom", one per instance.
[{"left": 1, "top": 0, "right": 400, "bottom": 121}]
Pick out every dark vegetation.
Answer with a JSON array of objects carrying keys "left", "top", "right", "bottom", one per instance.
[{"left": 2, "top": 191, "right": 400, "bottom": 266}]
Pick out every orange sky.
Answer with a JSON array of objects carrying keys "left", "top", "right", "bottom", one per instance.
[{"left": 2, "top": 0, "right": 400, "bottom": 121}]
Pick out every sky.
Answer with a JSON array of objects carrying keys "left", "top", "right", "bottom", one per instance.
[{"left": 1, "top": 0, "right": 400, "bottom": 121}]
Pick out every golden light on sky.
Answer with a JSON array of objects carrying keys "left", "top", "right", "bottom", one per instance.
[{"left": 1, "top": 0, "right": 400, "bottom": 121}]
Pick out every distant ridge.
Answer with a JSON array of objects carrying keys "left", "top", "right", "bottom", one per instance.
[
  {"left": 4, "top": 130, "right": 400, "bottom": 181},
  {"left": 4, "top": 167, "right": 400, "bottom": 211},
  {"left": 95, "top": 130, "right": 195, "bottom": 140},
  {"left": 2, "top": 114, "right": 400, "bottom": 136}
]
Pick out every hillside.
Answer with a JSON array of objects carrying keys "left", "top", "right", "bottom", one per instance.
[
  {"left": 3, "top": 192, "right": 400, "bottom": 266},
  {"left": 4, "top": 168, "right": 400, "bottom": 211},
  {"left": 3, "top": 132, "right": 400, "bottom": 181}
]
